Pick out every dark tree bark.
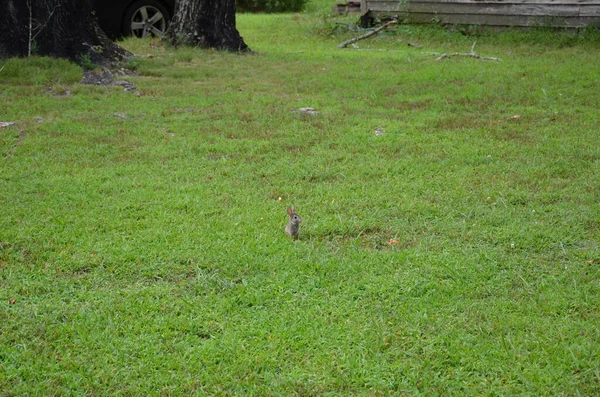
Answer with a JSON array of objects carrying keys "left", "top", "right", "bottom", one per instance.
[
  {"left": 167, "top": 0, "right": 249, "bottom": 52},
  {"left": 0, "top": 0, "right": 129, "bottom": 66}
]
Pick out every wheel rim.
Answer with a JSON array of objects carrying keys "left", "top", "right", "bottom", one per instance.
[{"left": 130, "top": 6, "right": 167, "bottom": 38}]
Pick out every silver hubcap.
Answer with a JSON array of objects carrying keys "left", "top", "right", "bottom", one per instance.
[{"left": 130, "top": 6, "right": 166, "bottom": 38}]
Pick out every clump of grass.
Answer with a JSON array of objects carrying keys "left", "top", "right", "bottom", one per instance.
[
  {"left": 79, "top": 53, "right": 98, "bottom": 70},
  {"left": 0, "top": 56, "right": 81, "bottom": 85}
]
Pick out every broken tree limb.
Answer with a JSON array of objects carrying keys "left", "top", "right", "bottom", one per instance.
[
  {"left": 337, "top": 20, "right": 397, "bottom": 49},
  {"left": 426, "top": 41, "right": 501, "bottom": 62}
]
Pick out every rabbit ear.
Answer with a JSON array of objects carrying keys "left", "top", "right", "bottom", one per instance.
[{"left": 287, "top": 206, "right": 294, "bottom": 216}]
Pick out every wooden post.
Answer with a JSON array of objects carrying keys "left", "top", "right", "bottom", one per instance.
[{"left": 360, "top": 0, "right": 367, "bottom": 13}]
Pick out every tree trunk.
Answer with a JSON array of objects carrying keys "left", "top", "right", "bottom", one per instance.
[
  {"left": 167, "top": 0, "right": 249, "bottom": 52},
  {"left": 0, "top": 0, "right": 129, "bottom": 66}
]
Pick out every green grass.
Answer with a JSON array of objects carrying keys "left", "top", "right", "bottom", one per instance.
[{"left": 1, "top": 8, "right": 600, "bottom": 395}]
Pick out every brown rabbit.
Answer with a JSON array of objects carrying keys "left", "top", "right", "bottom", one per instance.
[{"left": 285, "top": 206, "right": 302, "bottom": 239}]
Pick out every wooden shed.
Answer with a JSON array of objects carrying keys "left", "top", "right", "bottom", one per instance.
[{"left": 360, "top": 0, "right": 600, "bottom": 28}]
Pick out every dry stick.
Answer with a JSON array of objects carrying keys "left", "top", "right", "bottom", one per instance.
[
  {"left": 27, "top": 0, "right": 59, "bottom": 57},
  {"left": 431, "top": 41, "right": 501, "bottom": 62},
  {"left": 27, "top": 0, "right": 32, "bottom": 57},
  {"left": 337, "top": 20, "right": 398, "bottom": 49}
]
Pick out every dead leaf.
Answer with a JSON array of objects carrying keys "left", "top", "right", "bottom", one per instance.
[{"left": 9, "top": 298, "right": 16, "bottom": 304}]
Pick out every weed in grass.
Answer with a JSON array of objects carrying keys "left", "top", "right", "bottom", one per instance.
[{"left": 78, "top": 53, "right": 96, "bottom": 70}]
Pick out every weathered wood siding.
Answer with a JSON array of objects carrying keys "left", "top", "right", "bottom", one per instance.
[{"left": 362, "top": 0, "right": 600, "bottom": 27}]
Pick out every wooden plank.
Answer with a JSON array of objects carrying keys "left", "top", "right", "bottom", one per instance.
[
  {"left": 365, "top": 0, "right": 600, "bottom": 7},
  {"left": 580, "top": 5, "right": 600, "bottom": 15},
  {"left": 363, "top": 0, "right": 600, "bottom": 26},
  {"left": 366, "top": 1, "right": 403, "bottom": 12},
  {"left": 408, "top": 3, "right": 582, "bottom": 17},
  {"left": 406, "top": 11, "right": 596, "bottom": 26},
  {"left": 366, "top": 1, "right": 401, "bottom": 7},
  {"left": 406, "top": 0, "right": 598, "bottom": 4}
]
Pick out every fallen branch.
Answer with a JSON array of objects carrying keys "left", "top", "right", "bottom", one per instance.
[
  {"left": 426, "top": 42, "right": 501, "bottom": 62},
  {"left": 337, "top": 20, "right": 397, "bottom": 49}
]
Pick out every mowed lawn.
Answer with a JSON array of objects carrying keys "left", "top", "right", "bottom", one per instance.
[{"left": 1, "top": 8, "right": 599, "bottom": 395}]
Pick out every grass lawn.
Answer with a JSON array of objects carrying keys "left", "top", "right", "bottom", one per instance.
[{"left": 1, "top": 4, "right": 599, "bottom": 395}]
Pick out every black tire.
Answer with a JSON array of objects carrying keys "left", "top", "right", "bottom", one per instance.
[{"left": 122, "top": 0, "right": 171, "bottom": 38}]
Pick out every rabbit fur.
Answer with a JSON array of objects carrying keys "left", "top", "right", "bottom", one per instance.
[{"left": 285, "top": 206, "right": 302, "bottom": 239}]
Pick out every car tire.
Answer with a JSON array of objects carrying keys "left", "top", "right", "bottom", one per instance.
[{"left": 122, "top": 0, "right": 171, "bottom": 38}]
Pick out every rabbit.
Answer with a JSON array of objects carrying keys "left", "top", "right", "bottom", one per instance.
[{"left": 285, "top": 205, "right": 302, "bottom": 239}]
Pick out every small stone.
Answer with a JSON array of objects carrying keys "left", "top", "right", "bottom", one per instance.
[
  {"left": 292, "top": 107, "right": 318, "bottom": 117},
  {"left": 373, "top": 127, "right": 385, "bottom": 136}
]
